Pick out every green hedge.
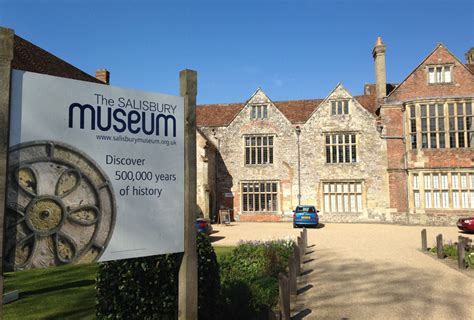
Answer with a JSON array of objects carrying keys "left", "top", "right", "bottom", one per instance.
[
  {"left": 96, "top": 233, "right": 221, "bottom": 320},
  {"left": 218, "top": 239, "right": 294, "bottom": 319}
]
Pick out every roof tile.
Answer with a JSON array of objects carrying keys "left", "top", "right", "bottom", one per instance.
[{"left": 12, "top": 35, "right": 103, "bottom": 84}]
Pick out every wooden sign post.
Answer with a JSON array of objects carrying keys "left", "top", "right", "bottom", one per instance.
[
  {"left": 178, "top": 69, "right": 198, "bottom": 319},
  {"left": 0, "top": 26, "right": 14, "bottom": 317}
]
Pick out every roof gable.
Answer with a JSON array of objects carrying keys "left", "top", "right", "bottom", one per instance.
[
  {"left": 305, "top": 84, "right": 376, "bottom": 124},
  {"left": 386, "top": 44, "right": 474, "bottom": 102}
]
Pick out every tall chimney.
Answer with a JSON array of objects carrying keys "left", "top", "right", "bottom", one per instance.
[
  {"left": 372, "top": 37, "right": 387, "bottom": 101},
  {"left": 95, "top": 69, "right": 110, "bottom": 84},
  {"left": 466, "top": 47, "right": 474, "bottom": 64}
]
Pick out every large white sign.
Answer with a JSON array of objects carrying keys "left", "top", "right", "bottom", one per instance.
[{"left": 6, "top": 70, "right": 184, "bottom": 270}]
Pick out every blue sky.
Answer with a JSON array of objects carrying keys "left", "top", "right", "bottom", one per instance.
[{"left": 1, "top": 0, "right": 473, "bottom": 104}]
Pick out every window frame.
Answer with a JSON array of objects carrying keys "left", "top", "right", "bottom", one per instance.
[
  {"left": 410, "top": 171, "right": 474, "bottom": 210},
  {"left": 324, "top": 132, "right": 357, "bottom": 164},
  {"left": 241, "top": 181, "right": 279, "bottom": 213},
  {"left": 406, "top": 100, "right": 473, "bottom": 150},
  {"left": 426, "top": 64, "right": 453, "bottom": 84},
  {"left": 330, "top": 99, "right": 350, "bottom": 115},
  {"left": 244, "top": 134, "right": 274, "bottom": 166},
  {"left": 322, "top": 180, "right": 364, "bottom": 214},
  {"left": 250, "top": 105, "right": 269, "bottom": 120}
]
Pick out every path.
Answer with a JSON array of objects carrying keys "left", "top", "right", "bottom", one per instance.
[{"left": 211, "top": 222, "right": 474, "bottom": 320}]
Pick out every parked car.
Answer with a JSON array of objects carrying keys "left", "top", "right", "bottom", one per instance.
[
  {"left": 293, "top": 205, "right": 319, "bottom": 228},
  {"left": 457, "top": 216, "right": 474, "bottom": 233},
  {"left": 195, "top": 218, "right": 213, "bottom": 235}
]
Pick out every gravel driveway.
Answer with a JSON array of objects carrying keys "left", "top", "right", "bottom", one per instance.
[{"left": 211, "top": 222, "right": 474, "bottom": 320}]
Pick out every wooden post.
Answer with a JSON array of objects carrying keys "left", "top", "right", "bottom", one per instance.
[
  {"left": 278, "top": 273, "right": 290, "bottom": 320},
  {"left": 421, "top": 229, "right": 427, "bottom": 251},
  {"left": 436, "top": 234, "right": 443, "bottom": 259},
  {"left": 303, "top": 227, "right": 307, "bottom": 250},
  {"left": 288, "top": 255, "right": 297, "bottom": 297},
  {"left": 178, "top": 69, "right": 198, "bottom": 320},
  {"left": 297, "top": 236, "right": 304, "bottom": 261},
  {"left": 458, "top": 236, "right": 466, "bottom": 269},
  {"left": 292, "top": 243, "right": 300, "bottom": 276},
  {"left": 0, "top": 27, "right": 14, "bottom": 315}
]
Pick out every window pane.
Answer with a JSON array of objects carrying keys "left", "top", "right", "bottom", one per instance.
[
  {"left": 428, "top": 68, "right": 435, "bottom": 83},
  {"left": 344, "top": 100, "right": 349, "bottom": 114},
  {"left": 445, "top": 67, "right": 451, "bottom": 82}
]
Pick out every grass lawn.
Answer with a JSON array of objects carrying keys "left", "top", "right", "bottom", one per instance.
[
  {"left": 4, "top": 263, "right": 98, "bottom": 320},
  {"left": 4, "top": 245, "right": 235, "bottom": 319}
]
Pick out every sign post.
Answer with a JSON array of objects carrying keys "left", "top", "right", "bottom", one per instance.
[
  {"left": 0, "top": 27, "right": 14, "bottom": 316},
  {"left": 178, "top": 69, "right": 198, "bottom": 320}
]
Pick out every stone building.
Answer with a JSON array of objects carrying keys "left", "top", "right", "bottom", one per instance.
[
  {"left": 198, "top": 38, "right": 474, "bottom": 225},
  {"left": 197, "top": 83, "right": 391, "bottom": 223}
]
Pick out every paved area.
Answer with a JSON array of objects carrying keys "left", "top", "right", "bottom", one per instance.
[{"left": 211, "top": 222, "right": 474, "bottom": 320}]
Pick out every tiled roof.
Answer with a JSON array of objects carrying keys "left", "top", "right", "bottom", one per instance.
[
  {"left": 197, "top": 94, "right": 377, "bottom": 127},
  {"left": 273, "top": 99, "right": 323, "bottom": 123},
  {"left": 354, "top": 95, "right": 377, "bottom": 115},
  {"left": 197, "top": 103, "right": 244, "bottom": 126},
  {"left": 12, "top": 35, "right": 103, "bottom": 84}
]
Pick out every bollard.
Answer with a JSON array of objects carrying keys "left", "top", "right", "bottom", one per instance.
[
  {"left": 297, "top": 236, "right": 304, "bottom": 261},
  {"left": 421, "top": 229, "right": 427, "bottom": 251},
  {"left": 303, "top": 227, "right": 308, "bottom": 250},
  {"left": 278, "top": 273, "right": 290, "bottom": 320},
  {"left": 288, "top": 255, "right": 297, "bottom": 297},
  {"left": 436, "top": 234, "right": 444, "bottom": 259},
  {"left": 458, "top": 236, "right": 466, "bottom": 269},
  {"left": 292, "top": 243, "right": 301, "bottom": 276}
]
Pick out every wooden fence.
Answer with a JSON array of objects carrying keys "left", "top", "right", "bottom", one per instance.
[{"left": 273, "top": 228, "right": 308, "bottom": 320}]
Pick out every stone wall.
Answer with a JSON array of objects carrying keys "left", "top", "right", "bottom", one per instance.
[{"left": 199, "top": 85, "right": 391, "bottom": 223}]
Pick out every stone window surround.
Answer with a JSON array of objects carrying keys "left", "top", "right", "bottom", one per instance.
[
  {"left": 409, "top": 170, "right": 474, "bottom": 210},
  {"left": 323, "top": 131, "right": 358, "bottom": 164},
  {"left": 250, "top": 104, "right": 268, "bottom": 120},
  {"left": 243, "top": 134, "right": 275, "bottom": 166},
  {"left": 405, "top": 99, "right": 474, "bottom": 151},
  {"left": 321, "top": 179, "right": 364, "bottom": 214},
  {"left": 425, "top": 64, "right": 453, "bottom": 85},
  {"left": 330, "top": 99, "right": 350, "bottom": 115},
  {"left": 240, "top": 180, "right": 279, "bottom": 213}
]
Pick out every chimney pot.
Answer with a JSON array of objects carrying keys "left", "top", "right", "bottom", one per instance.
[
  {"left": 95, "top": 69, "right": 110, "bottom": 84},
  {"left": 466, "top": 47, "right": 474, "bottom": 64}
]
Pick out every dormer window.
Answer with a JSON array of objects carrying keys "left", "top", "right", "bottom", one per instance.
[
  {"left": 427, "top": 65, "right": 452, "bottom": 84},
  {"left": 331, "top": 100, "right": 349, "bottom": 115},
  {"left": 250, "top": 105, "right": 268, "bottom": 119}
]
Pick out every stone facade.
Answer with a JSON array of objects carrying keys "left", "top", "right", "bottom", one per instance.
[
  {"left": 199, "top": 86, "right": 390, "bottom": 223},
  {"left": 198, "top": 41, "right": 474, "bottom": 226},
  {"left": 196, "top": 129, "right": 217, "bottom": 220}
]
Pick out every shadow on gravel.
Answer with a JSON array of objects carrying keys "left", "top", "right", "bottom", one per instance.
[
  {"left": 209, "top": 236, "right": 225, "bottom": 243},
  {"left": 291, "top": 308, "right": 312, "bottom": 319},
  {"left": 298, "top": 248, "right": 471, "bottom": 319},
  {"left": 297, "top": 284, "right": 313, "bottom": 295}
]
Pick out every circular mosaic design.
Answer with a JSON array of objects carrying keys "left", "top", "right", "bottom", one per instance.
[{"left": 5, "top": 141, "right": 116, "bottom": 271}]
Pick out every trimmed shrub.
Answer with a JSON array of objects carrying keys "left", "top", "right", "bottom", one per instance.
[
  {"left": 218, "top": 239, "right": 294, "bottom": 319},
  {"left": 96, "top": 233, "right": 222, "bottom": 320}
]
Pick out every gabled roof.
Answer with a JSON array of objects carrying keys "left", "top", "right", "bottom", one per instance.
[
  {"left": 12, "top": 35, "right": 103, "bottom": 84},
  {"left": 196, "top": 93, "right": 377, "bottom": 127},
  {"left": 386, "top": 43, "right": 474, "bottom": 102}
]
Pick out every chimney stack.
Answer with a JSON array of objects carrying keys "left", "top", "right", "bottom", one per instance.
[
  {"left": 95, "top": 69, "right": 110, "bottom": 84},
  {"left": 466, "top": 48, "right": 474, "bottom": 64},
  {"left": 372, "top": 37, "right": 387, "bottom": 101}
]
